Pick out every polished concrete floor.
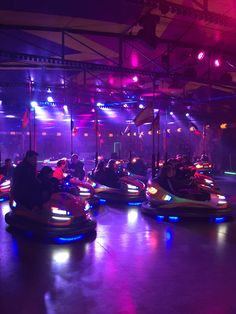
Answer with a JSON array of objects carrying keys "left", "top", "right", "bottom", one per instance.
[{"left": 1, "top": 176, "right": 236, "bottom": 314}]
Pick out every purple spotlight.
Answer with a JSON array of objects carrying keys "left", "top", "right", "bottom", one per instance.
[
  {"left": 197, "top": 51, "right": 205, "bottom": 60},
  {"left": 139, "top": 104, "right": 144, "bottom": 109},
  {"left": 47, "top": 96, "right": 54, "bottom": 103},
  {"left": 214, "top": 59, "right": 221, "bottom": 67},
  {"left": 132, "top": 76, "right": 138, "bottom": 83},
  {"left": 185, "top": 113, "right": 190, "bottom": 117},
  {"left": 170, "top": 111, "right": 174, "bottom": 115}
]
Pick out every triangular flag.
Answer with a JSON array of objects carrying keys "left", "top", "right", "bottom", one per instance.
[
  {"left": 22, "top": 109, "right": 30, "bottom": 128},
  {"left": 134, "top": 104, "right": 153, "bottom": 127}
]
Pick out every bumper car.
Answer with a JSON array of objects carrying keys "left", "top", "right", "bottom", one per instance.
[
  {"left": 87, "top": 174, "right": 146, "bottom": 203},
  {"left": 194, "top": 161, "right": 213, "bottom": 175},
  {"left": 142, "top": 179, "right": 232, "bottom": 218},
  {"left": 0, "top": 175, "right": 11, "bottom": 200},
  {"left": 67, "top": 177, "right": 100, "bottom": 207},
  {"left": 194, "top": 172, "right": 219, "bottom": 192},
  {"left": 5, "top": 192, "right": 97, "bottom": 240}
]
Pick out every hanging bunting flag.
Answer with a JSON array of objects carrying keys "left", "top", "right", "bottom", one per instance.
[
  {"left": 133, "top": 104, "right": 154, "bottom": 127},
  {"left": 22, "top": 109, "right": 30, "bottom": 128}
]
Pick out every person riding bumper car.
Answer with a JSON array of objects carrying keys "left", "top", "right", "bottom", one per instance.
[
  {"left": 5, "top": 192, "right": 97, "bottom": 239},
  {"left": 142, "top": 178, "right": 232, "bottom": 218}
]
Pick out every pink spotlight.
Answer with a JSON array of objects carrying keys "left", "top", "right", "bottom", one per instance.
[
  {"left": 132, "top": 76, "right": 138, "bottom": 83},
  {"left": 131, "top": 51, "right": 139, "bottom": 68},
  {"left": 214, "top": 59, "right": 221, "bottom": 67},
  {"left": 197, "top": 51, "right": 205, "bottom": 60}
]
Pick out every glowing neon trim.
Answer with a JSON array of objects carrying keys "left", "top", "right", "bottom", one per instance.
[
  {"left": 224, "top": 171, "right": 236, "bottom": 175},
  {"left": 79, "top": 187, "right": 90, "bottom": 192},
  {"left": 205, "top": 179, "right": 213, "bottom": 184},
  {"left": 55, "top": 234, "right": 84, "bottom": 243},
  {"left": 128, "top": 202, "right": 142, "bottom": 206},
  {"left": 1, "top": 186, "right": 10, "bottom": 190},
  {"left": 1, "top": 180, "right": 11, "bottom": 187},
  {"left": 80, "top": 192, "right": 91, "bottom": 196},
  {"left": 156, "top": 215, "right": 164, "bottom": 221},
  {"left": 52, "top": 216, "right": 71, "bottom": 221},
  {"left": 215, "top": 217, "right": 225, "bottom": 223},
  {"left": 127, "top": 184, "right": 138, "bottom": 190},
  {"left": 52, "top": 208, "right": 67, "bottom": 215},
  {"left": 99, "top": 199, "right": 107, "bottom": 204},
  {"left": 217, "top": 195, "right": 226, "bottom": 200},
  {"left": 168, "top": 216, "right": 180, "bottom": 222},
  {"left": 163, "top": 194, "right": 172, "bottom": 201},
  {"left": 85, "top": 202, "right": 90, "bottom": 211},
  {"left": 218, "top": 201, "right": 227, "bottom": 205},
  {"left": 128, "top": 189, "right": 139, "bottom": 193}
]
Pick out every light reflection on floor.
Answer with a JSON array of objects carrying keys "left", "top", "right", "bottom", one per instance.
[{"left": 1, "top": 176, "right": 236, "bottom": 314}]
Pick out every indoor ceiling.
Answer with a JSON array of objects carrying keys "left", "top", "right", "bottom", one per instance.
[{"left": 0, "top": 0, "right": 236, "bottom": 124}]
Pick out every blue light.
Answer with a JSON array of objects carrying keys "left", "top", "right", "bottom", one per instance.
[
  {"left": 128, "top": 202, "right": 142, "bottom": 206},
  {"left": 215, "top": 217, "right": 225, "bottom": 223},
  {"left": 65, "top": 182, "right": 70, "bottom": 186},
  {"left": 166, "top": 231, "right": 172, "bottom": 241},
  {"left": 156, "top": 215, "right": 165, "bottom": 221},
  {"left": 55, "top": 234, "right": 84, "bottom": 243},
  {"left": 0, "top": 197, "right": 6, "bottom": 202},
  {"left": 168, "top": 216, "right": 180, "bottom": 222},
  {"left": 99, "top": 199, "right": 107, "bottom": 204}
]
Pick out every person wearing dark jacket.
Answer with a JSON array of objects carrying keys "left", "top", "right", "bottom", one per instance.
[
  {"left": 38, "top": 166, "right": 59, "bottom": 203},
  {"left": 93, "top": 160, "right": 106, "bottom": 184},
  {"left": 0, "top": 158, "right": 15, "bottom": 178},
  {"left": 68, "top": 154, "right": 85, "bottom": 181},
  {"left": 12, "top": 150, "right": 41, "bottom": 209},
  {"left": 103, "top": 159, "right": 120, "bottom": 188}
]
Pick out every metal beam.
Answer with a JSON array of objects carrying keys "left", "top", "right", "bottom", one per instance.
[
  {"left": 1, "top": 23, "right": 236, "bottom": 58},
  {"left": 1, "top": 52, "right": 236, "bottom": 91},
  {"left": 0, "top": 24, "right": 123, "bottom": 37},
  {"left": 127, "top": 0, "right": 236, "bottom": 28},
  {"left": 0, "top": 50, "right": 157, "bottom": 77}
]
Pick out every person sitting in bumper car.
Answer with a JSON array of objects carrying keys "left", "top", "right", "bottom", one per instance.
[
  {"left": 103, "top": 159, "right": 120, "bottom": 188},
  {"left": 11, "top": 150, "right": 41, "bottom": 209},
  {"left": 156, "top": 164, "right": 209, "bottom": 201}
]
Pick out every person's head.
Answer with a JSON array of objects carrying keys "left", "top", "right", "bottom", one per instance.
[
  {"left": 25, "top": 150, "right": 38, "bottom": 166},
  {"left": 5, "top": 158, "right": 12, "bottom": 168},
  {"left": 71, "top": 154, "right": 79, "bottom": 164},
  {"left": 39, "top": 166, "right": 53, "bottom": 179},
  {"left": 107, "top": 159, "right": 117, "bottom": 170},
  {"left": 57, "top": 159, "right": 66, "bottom": 169}
]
